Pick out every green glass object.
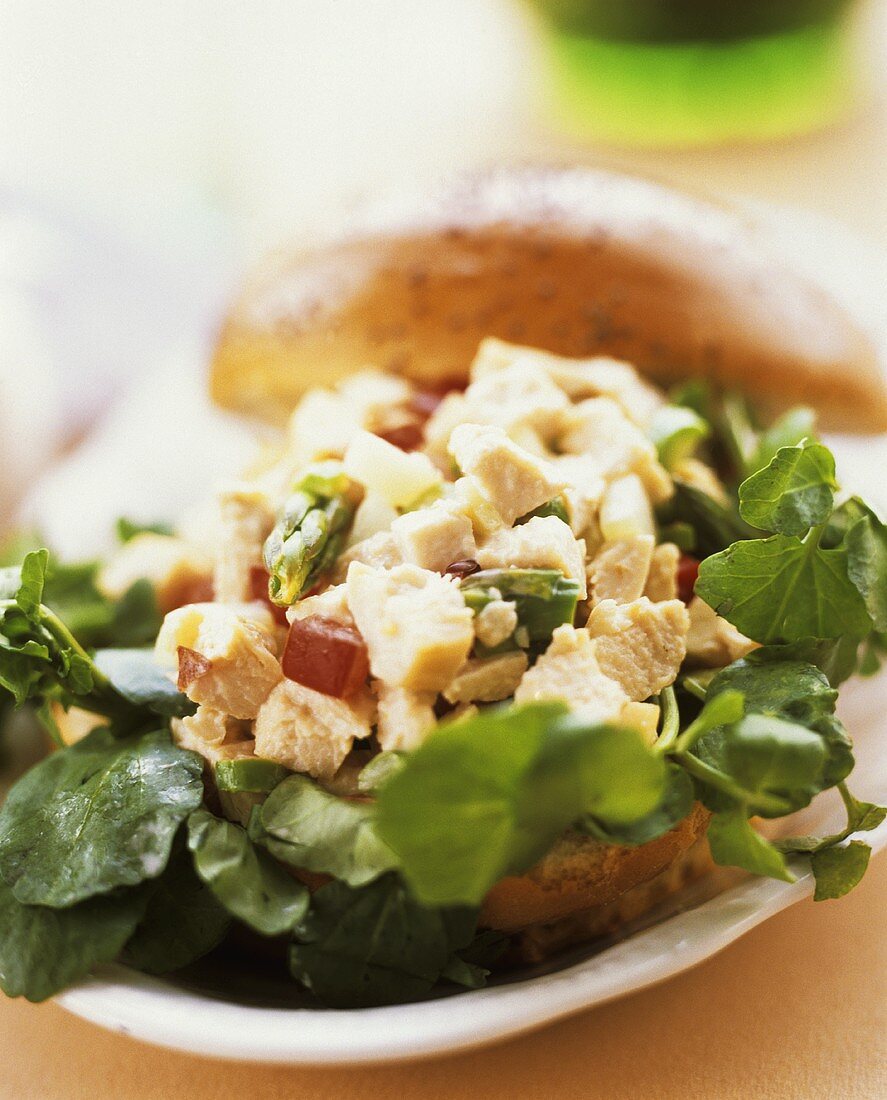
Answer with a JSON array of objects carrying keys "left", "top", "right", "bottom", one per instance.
[{"left": 532, "top": 0, "right": 859, "bottom": 146}]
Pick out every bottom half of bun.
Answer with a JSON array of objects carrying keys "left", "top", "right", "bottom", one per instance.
[{"left": 479, "top": 803, "right": 712, "bottom": 953}]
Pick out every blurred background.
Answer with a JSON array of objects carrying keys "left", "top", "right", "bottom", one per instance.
[{"left": 1, "top": 0, "right": 885, "bottom": 539}]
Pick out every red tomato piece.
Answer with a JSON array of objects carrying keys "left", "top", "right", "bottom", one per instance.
[
  {"left": 282, "top": 616, "right": 370, "bottom": 698},
  {"left": 376, "top": 422, "right": 425, "bottom": 452},
  {"left": 677, "top": 555, "right": 700, "bottom": 605}
]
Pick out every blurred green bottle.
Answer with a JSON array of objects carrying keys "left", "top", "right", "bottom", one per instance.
[{"left": 532, "top": 0, "right": 860, "bottom": 146}]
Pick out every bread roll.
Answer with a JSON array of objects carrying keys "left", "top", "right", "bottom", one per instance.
[{"left": 212, "top": 166, "right": 887, "bottom": 432}]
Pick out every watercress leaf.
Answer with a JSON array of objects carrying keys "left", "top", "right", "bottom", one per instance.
[
  {"left": 845, "top": 509, "right": 887, "bottom": 632},
  {"left": 0, "top": 727, "right": 203, "bottom": 907},
  {"left": 753, "top": 407, "right": 818, "bottom": 472},
  {"left": 821, "top": 496, "right": 870, "bottom": 549},
  {"left": 116, "top": 517, "right": 174, "bottom": 542},
  {"left": 187, "top": 809, "right": 308, "bottom": 936},
  {"left": 93, "top": 648, "right": 195, "bottom": 719},
  {"left": 811, "top": 841, "right": 871, "bottom": 901},
  {"left": 707, "top": 811, "right": 795, "bottom": 882},
  {"left": 375, "top": 702, "right": 666, "bottom": 907},
  {"left": 708, "top": 657, "right": 837, "bottom": 724},
  {"left": 14, "top": 549, "right": 49, "bottom": 618},
  {"left": 695, "top": 534, "right": 871, "bottom": 644},
  {"left": 579, "top": 763, "right": 694, "bottom": 846},
  {"left": 0, "top": 876, "right": 148, "bottom": 1002},
  {"left": 121, "top": 845, "right": 230, "bottom": 974},
  {"left": 253, "top": 775, "right": 399, "bottom": 887},
  {"left": 289, "top": 875, "right": 475, "bottom": 1008},
  {"left": 648, "top": 405, "right": 710, "bottom": 469},
  {"left": 706, "top": 657, "right": 853, "bottom": 787},
  {"left": 656, "top": 481, "right": 752, "bottom": 559},
  {"left": 106, "top": 580, "right": 163, "bottom": 648},
  {"left": 722, "top": 715, "right": 827, "bottom": 813},
  {"left": 440, "top": 955, "right": 490, "bottom": 989},
  {"left": 357, "top": 750, "right": 405, "bottom": 793},
  {"left": 738, "top": 441, "right": 837, "bottom": 536}
]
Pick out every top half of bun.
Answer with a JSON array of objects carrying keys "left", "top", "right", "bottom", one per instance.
[{"left": 211, "top": 166, "right": 887, "bottom": 433}]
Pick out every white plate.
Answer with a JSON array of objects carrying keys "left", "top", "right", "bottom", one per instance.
[{"left": 51, "top": 195, "right": 887, "bottom": 1064}]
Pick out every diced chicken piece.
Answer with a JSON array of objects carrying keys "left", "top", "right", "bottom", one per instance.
[
  {"left": 155, "top": 602, "right": 283, "bottom": 719},
  {"left": 334, "top": 531, "right": 405, "bottom": 581},
  {"left": 337, "top": 371, "right": 412, "bottom": 432},
  {"left": 644, "top": 543, "right": 681, "bottom": 602},
  {"left": 374, "top": 683, "right": 437, "bottom": 752},
  {"left": 287, "top": 583, "right": 354, "bottom": 627},
  {"left": 685, "top": 596, "right": 757, "bottom": 668},
  {"left": 476, "top": 516, "right": 588, "bottom": 598},
  {"left": 514, "top": 624, "right": 627, "bottom": 722},
  {"left": 391, "top": 500, "right": 476, "bottom": 572},
  {"left": 345, "top": 562, "right": 474, "bottom": 692},
  {"left": 560, "top": 480, "right": 602, "bottom": 540},
  {"left": 451, "top": 476, "right": 507, "bottom": 539},
  {"left": 448, "top": 424, "right": 567, "bottom": 526},
  {"left": 288, "top": 389, "right": 364, "bottom": 466},
  {"left": 558, "top": 398, "right": 672, "bottom": 503},
  {"left": 424, "top": 358, "right": 568, "bottom": 461},
  {"left": 348, "top": 492, "right": 400, "bottom": 548},
  {"left": 344, "top": 430, "right": 442, "bottom": 509},
  {"left": 213, "top": 483, "right": 275, "bottom": 604},
  {"left": 587, "top": 597, "right": 689, "bottom": 701},
  {"left": 599, "top": 474, "right": 655, "bottom": 542},
  {"left": 170, "top": 705, "right": 251, "bottom": 764},
  {"left": 673, "top": 457, "right": 730, "bottom": 505},
  {"left": 423, "top": 392, "right": 474, "bottom": 469},
  {"left": 618, "top": 701, "right": 661, "bottom": 745},
  {"left": 462, "top": 362, "right": 570, "bottom": 442},
  {"left": 589, "top": 536, "right": 655, "bottom": 605},
  {"left": 443, "top": 651, "right": 528, "bottom": 705},
  {"left": 470, "top": 339, "right": 663, "bottom": 426},
  {"left": 98, "top": 533, "right": 212, "bottom": 612},
  {"left": 473, "top": 598, "right": 519, "bottom": 649},
  {"left": 253, "top": 678, "right": 375, "bottom": 780}
]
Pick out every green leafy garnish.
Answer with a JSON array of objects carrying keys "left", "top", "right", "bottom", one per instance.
[
  {"left": 251, "top": 775, "right": 399, "bottom": 887},
  {"left": 810, "top": 841, "right": 871, "bottom": 901},
  {"left": 696, "top": 441, "right": 884, "bottom": 655},
  {"left": 0, "top": 727, "right": 203, "bottom": 907},
  {"left": 121, "top": 845, "right": 231, "bottom": 974},
  {"left": 738, "top": 440, "right": 837, "bottom": 536},
  {"left": 376, "top": 702, "right": 666, "bottom": 906},
  {"left": 0, "top": 876, "right": 149, "bottom": 1002},
  {"left": 188, "top": 810, "right": 308, "bottom": 936},
  {"left": 289, "top": 875, "right": 478, "bottom": 1008},
  {"left": 707, "top": 810, "right": 795, "bottom": 883},
  {"left": 116, "top": 517, "right": 174, "bottom": 542},
  {"left": 648, "top": 405, "right": 710, "bottom": 470}
]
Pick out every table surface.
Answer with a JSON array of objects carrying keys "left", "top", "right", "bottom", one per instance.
[{"left": 1, "top": 6, "right": 886, "bottom": 1096}]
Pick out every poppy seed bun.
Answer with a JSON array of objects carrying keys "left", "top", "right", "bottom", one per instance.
[
  {"left": 211, "top": 166, "right": 887, "bottom": 432},
  {"left": 479, "top": 803, "right": 710, "bottom": 935}
]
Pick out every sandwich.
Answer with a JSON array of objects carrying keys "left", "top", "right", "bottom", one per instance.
[{"left": 0, "top": 168, "right": 884, "bottom": 1008}]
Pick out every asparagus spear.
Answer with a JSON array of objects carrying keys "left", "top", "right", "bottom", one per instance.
[
  {"left": 460, "top": 568, "right": 580, "bottom": 653},
  {"left": 263, "top": 462, "right": 361, "bottom": 606}
]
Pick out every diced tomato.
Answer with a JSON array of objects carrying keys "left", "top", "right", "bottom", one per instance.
[
  {"left": 168, "top": 575, "right": 214, "bottom": 609},
  {"left": 677, "top": 555, "right": 700, "bottom": 605},
  {"left": 177, "top": 646, "right": 211, "bottom": 691},
  {"left": 409, "top": 377, "right": 466, "bottom": 419},
  {"left": 249, "top": 566, "right": 290, "bottom": 625},
  {"left": 376, "top": 422, "right": 425, "bottom": 452},
  {"left": 282, "top": 615, "right": 370, "bottom": 698}
]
